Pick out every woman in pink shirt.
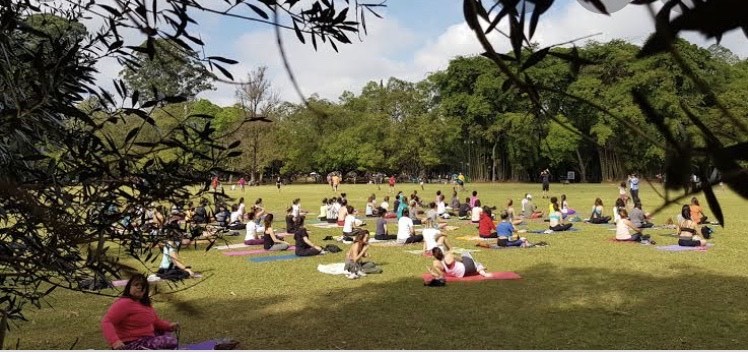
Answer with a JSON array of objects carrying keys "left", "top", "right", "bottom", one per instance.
[{"left": 101, "top": 275, "right": 179, "bottom": 350}]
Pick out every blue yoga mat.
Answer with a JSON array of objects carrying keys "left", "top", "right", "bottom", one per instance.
[{"left": 249, "top": 254, "right": 300, "bottom": 263}]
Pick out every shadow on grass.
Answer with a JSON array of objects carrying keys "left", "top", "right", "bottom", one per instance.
[{"left": 165, "top": 262, "right": 748, "bottom": 350}]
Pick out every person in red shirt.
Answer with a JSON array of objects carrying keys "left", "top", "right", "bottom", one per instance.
[
  {"left": 101, "top": 274, "right": 179, "bottom": 350},
  {"left": 388, "top": 175, "right": 396, "bottom": 194},
  {"left": 477, "top": 206, "right": 497, "bottom": 239}
]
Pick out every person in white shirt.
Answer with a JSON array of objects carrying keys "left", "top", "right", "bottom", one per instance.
[
  {"left": 380, "top": 196, "right": 390, "bottom": 213},
  {"left": 237, "top": 197, "right": 246, "bottom": 222},
  {"left": 228, "top": 204, "right": 245, "bottom": 230},
  {"left": 243, "top": 211, "right": 264, "bottom": 245},
  {"left": 326, "top": 197, "right": 340, "bottom": 223},
  {"left": 396, "top": 209, "right": 422, "bottom": 244},
  {"left": 521, "top": 193, "right": 530, "bottom": 214},
  {"left": 436, "top": 195, "right": 450, "bottom": 218},
  {"left": 422, "top": 219, "right": 450, "bottom": 254},
  {"left": 471, "top": 199, "right": 483, "bottom": 224},
  {"left": 342, "top": 206, "right": 360, "bottom": 240}
]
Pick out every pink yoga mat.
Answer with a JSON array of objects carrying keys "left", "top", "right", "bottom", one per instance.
[
  {"left": 421, "top": 271, "right": 521, "bottom": 282},
  {"left": 223, "top": 246, "right": 295, "bottom": 256}
]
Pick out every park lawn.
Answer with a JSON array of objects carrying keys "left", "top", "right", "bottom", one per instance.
[{"left": 8, "top": 182, "right": 748, "bottom": 350}]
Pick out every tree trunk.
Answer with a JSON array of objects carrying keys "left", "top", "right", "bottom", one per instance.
[
  {"left": 0, "top": 309, "right": 7, "bottom": 350},
  {"left": 575, "top": 148, "right": 588, "bottom": 183},
  {"left": 491, "top": 141, "right": 498, "bottom": 182}
]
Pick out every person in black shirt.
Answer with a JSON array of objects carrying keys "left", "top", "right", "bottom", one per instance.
[{"left": 294, "top": 228, "right": 324, "bottom": 257}]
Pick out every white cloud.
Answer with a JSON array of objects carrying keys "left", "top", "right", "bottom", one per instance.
[{"left": 82, "top": 0, "right": 748, "bottom": 107}]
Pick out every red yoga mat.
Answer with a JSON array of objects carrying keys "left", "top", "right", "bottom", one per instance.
[
  {"left": 223, "top": 246, "right": 296, "bottom": 256},
  {"left": 421, "top": 271, "right": 521, "bottom": 282}
]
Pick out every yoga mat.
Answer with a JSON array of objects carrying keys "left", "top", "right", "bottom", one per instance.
[
  {"left": 111, "top": 273, "right": 203, "bottom": 287},
  {"left": 223, "top": 246, "right": 296, "bottom": 256},
  {"left": 421, "top": 271, "right": 521, "bottom": 283},
  {"left": 368, "top": 241, "right": 402, "bottom": 247},
  {"left": 406, "top": 248, "right": 480, "bottom": 256},
  {"left": 607, "top": 237, "right": 638, "bottom": 243},
  {"left": 214, "top": 243, "right": 249, "bottom": 250},
  {"left": 308, "top": 222, "right": 342, "bottom": 229},
  {"left": 456, "top": 235, "right": 496, "bottom": 241},
  {"left": 528, "top": 227, "right": 579, "bottom": 234},
  {"left": 181, "top": 340, "right": 218, "bottom": 350},
  {"left": 248, "top": 254, "right": 300, "bottom": 263},
  {"left": 442, "top": 225, "right": 460, "bottom": 231},
  {"left": 655, "top": 244, "right": 713, "bottom": 252},
  {"left": 317, "top": 263, "right": 347, "bottom": 275}
]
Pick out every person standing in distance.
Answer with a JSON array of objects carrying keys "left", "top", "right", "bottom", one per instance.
[
  {"left": 540, "top": 169, "right": 550, "bottom": 199},
  {"left": 628, "top": 173, "right": 640, "bottom": 204}
]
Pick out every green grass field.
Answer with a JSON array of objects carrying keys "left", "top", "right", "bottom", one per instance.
[{"left": 9, "top": 182, "right": 748, "bottom": 350}]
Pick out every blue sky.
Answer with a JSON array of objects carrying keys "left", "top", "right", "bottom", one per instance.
[{"left": 92, "top": 0, "right": 748, "bottom": 107}]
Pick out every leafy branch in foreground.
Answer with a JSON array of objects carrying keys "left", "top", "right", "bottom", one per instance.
[{"left": 0, "top": 0, "right": 381, "bottom": 347}]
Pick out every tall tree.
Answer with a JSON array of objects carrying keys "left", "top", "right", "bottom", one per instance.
[{"left": 120, "top": 38, "right": 216, "bottom": 101}]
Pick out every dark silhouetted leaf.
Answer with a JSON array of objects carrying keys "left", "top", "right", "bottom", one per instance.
[{"left": 521, "top": 47, "right": 550, "bottom": 71}]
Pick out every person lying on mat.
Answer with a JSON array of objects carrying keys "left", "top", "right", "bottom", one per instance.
[
  {"left": 549, "top": 201, "right": 573, "bottom": 231},
  {"left": 345, "top": 230, "right": 382, "bottom": 278},
  {"left": 262, "top": 214, "right": 290, "bottom": 251},
  {"left": 101, "top": 274, "right": 180, "bottom": 350},
  {"left": 423, "top": 219, "right": 451, "bottom": 254},
  {"left": 294, "top": 228, "right": 325, "bottom": 257},
  {"left": 588, "top": 198, "right": 611, "bottom": 224},
  {"left": 615, "top": 209, "right": 655, "bottom": 244},
  {"left": 396, "top": 209, "right": 423, "bottom": 244},
  {"left": 676, "top": 205, "right": 708, "bottom": 247},
  {"left": 374, "top": 207, "right": 396, "bottom": 240},
  {"left": 478, "top": 205, "right": 497, "bottom": 239},
  {"left": 427, "top": 248, "right": 493, "bottom": 279}
]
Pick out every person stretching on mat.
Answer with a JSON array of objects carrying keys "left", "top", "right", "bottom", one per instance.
[
  {"left": 427, "top": 248, "right": 493, "bottom": 279},
  {"left": 676, "top": 204, "right": 708, "bottom": 247},
  {"left": 101, "top": 274, "right": 180, "bottom": 350},
  {"left": 294, "top": 227, "right": 325, "bottom": 257},
  {"left": 345, "top": 230, "right": 382, "bottom": 279},
  {"left": 549, "top": 201, "right": 573, "bottom": 231},
  {"left": 423, "top": 218, "right": 451, "bottom": 255},
  {"left": 470, "top": 199, "right": 483, "bottom": 224},
  {"left": 615, "top": 209, "right": 655, "bottom": 244},
  {"left": 689, "top": 197, "right": 709, "bottom": 225},
  {"left": 262, "top": 214, "right": 290, "bottom": 251}
]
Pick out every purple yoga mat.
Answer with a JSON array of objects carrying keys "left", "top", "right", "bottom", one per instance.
[
  {"left": 223, "top": 246, "right": 295, "bottom": 256},
  {"left": 181, "top": 340, "right": 218, "bottom": 350},
  {"left": 655, "top": 243, "right": 713, "bottom": 252}
]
